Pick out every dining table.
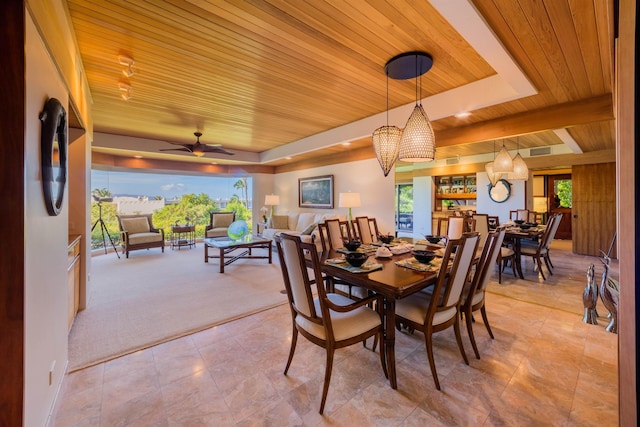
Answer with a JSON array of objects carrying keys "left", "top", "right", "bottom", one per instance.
[
  {"left": 319, "top": 241, "right": 442, "bottom": 390},
  {"left": 503, "top": 225, "right": 545, "bottom": 279}
]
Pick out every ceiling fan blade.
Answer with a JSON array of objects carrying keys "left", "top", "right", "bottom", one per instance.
[
  {"left": 159, "top": 147, "right": 192, "bottom": 153},
  {"left": 203, "top": 143, "right": 223, "bottom": 147},
  {"left": 202, "top": 146, "right": 235, "bottom": 155}
]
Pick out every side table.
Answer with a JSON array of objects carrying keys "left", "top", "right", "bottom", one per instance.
[
  {"left": 256, "top": 221, "right": 267, "bottom": 235},
  {"left": 171, "top": 224, "right": 196, "bottom": 249}
]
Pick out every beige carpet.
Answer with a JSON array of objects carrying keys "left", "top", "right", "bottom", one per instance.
[{"left": 68, "top": 245, "right": 287, "bottom": 371}]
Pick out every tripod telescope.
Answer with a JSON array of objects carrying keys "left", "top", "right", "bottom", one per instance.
[{"left": 91, "top": 197, "right": 120, "bottom": 259}]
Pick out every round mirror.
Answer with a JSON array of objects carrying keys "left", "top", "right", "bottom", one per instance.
[
  {"left": 39, "top": 98, "right": 68, "bottom": 216},
  {"left": 488, "top": 179, "right": 511, "bottom": 203}
]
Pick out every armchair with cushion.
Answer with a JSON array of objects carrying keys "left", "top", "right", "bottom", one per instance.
[
  {"left": 117, "top": 214, "right": 165, "bottom": 258},
  {"left": 205, "top": 212, "right": 236, "bottom": 238}
]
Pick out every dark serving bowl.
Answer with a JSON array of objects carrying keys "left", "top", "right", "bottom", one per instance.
[
  {"left": 424, "top": 235, "right": 443, "bottom": 244},
  {"left": 514, "top": 219, "right": 525, "bottom": 225},
  {"left": 343, "top": 239, "right": 361, "bottom": 252},
  {"left": 345, "top": 251, "right": 369, "bottom": 267},
  {"left": 519, "top": 224, "right": 532, "bottom": 230},
  {"left": 378, "top": 234, "right": 394, "bottom": 244},
  {"left": 412, "top": 250, "right": 436, "bottom": 264},
  {"left": 524, "top": 222, "right": 538, "bottom": 227}
]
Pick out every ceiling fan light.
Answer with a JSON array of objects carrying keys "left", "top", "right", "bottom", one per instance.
[
  {"left": 398, "top": 104, "right": 435, "bottom": 162},
  {"left": 485, "top": 162, "right": 502, "bottom": 186},
  {"left": 493, "top": 144, "right": 514, "bottom": 173},
  {"left": 372, "top": 125, "right": 402, "bottom": 176},
  {"left": 507, "top": 153, "right": 529, "bottom": 180}
]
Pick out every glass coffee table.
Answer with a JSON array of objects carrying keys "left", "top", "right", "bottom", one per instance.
[{"left": 203, "top": 235, "right": 272, "bottom": 273}]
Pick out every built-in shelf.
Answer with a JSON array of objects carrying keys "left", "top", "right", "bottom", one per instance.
[{"left": 434, "top": 174, "right": 477, "bottom": 211}]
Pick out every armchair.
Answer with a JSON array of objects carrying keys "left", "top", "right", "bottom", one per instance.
[
  {"left": 205, "top": 212, "right": 236, "bottom": 238},
  {"left": 116, "top": 214, "right": 165, "bottom": 258}
]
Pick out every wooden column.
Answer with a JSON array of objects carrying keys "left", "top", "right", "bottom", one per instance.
[{"left": 0, "top": 1, "right": 25, "bottom": 426}]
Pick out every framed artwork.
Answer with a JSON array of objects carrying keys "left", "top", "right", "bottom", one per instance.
[{"left": 298, "top": 175, "right": 334, "bottom": 209}]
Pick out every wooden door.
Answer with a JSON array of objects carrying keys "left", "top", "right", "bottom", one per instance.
[
  {"left": 547, "top": 174, "right": 573, "bottom": 240},
  {"left": 572, "top": 163, "right": 617, "bottom": 257}
]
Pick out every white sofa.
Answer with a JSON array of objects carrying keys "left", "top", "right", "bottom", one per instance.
[{"left": 262, "top": 212, "right": 339, "bottom": 248}]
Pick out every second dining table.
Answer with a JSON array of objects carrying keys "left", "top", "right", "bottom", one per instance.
[
  {"left": 503, "top": 225, "right": 545, "bottom": 279},
  {"left": 319, "top": 242, "right": 441, "bottom": 390}
]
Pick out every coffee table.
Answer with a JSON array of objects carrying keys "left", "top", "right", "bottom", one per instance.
[{"left": 203, "top": 235, "right": 272, "bottom": 273}]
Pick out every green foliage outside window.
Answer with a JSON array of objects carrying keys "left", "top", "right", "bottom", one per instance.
[
  {"left": 90, "top": 192, "right": 254, "bottom": 250},
  {"left": 397, "top": 185, "right": 414, "bottom": 213},
  {"left": 556, "top": 180, "right": 572, "bottom": 208}
]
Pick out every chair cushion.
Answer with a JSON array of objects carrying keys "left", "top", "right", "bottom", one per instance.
[
  {"left": 206, "top": 228, "right": 229, "bottom": 238},
  {"left": 128, "top": 232, "right": 163, "bottom": 245},
  {"left": 296, "top": 293, "right": 380, "bottom": 341},
  {"left": 396, "top": 291, "right": 456, "bottom": 326},
  {"left": 211, "top": 213, "right": 234, "bottom": 228},
  {"left": 121, "top": 217, "right": 150, "bottom": 234}
]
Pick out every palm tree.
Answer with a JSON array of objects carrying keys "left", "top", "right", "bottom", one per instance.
[{"left": 233, "top": 177, "right": 249, "bottom": 208}]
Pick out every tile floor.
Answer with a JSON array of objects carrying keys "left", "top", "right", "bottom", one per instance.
[{"left": 50, "top": 241, "right": 619, "bottom": 426}]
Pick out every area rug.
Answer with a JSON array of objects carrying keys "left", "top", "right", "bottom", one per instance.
[{"left": 68, "top": 246, "right": 287, "bottom": 371}]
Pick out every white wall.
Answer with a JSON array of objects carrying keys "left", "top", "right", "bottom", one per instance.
[
  {"left": 476, "top": 173, "right": 525, "bottom": 223},
  {"left": 251, "top": 173, "right": 275, "bottom": 228},
  {"left": 25, "top": 14, "right": 70, "bottom": 426},
  {"left": 272, "top": 159, "right": 396, "bottom": 234}
]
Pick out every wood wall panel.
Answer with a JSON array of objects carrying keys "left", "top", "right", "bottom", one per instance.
[
  {"left": 572, "top": 163, "right": 616, "bottom": 256},
  {"left": 0, "top": 1, "right": 25, "bottom": 426}
]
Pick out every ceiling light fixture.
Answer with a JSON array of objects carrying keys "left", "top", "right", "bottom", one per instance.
[
  {"left": 507, "top": 137, "right": 529, "bottom": 180},
  {"left": 493, "top": 141, "right": 514, "bottom": 173},
  {"left": 391, "top": 52, "right": 436, "bottom": 163},
  {"left": 118, "top": 82, "right": 131, "bottom": 100},
  {"left": 485, "top": 140, "right": 503, "bottom": 186},
  {"left": 372, "top": 69, "right": 402, "bottom": 176},
  {"left": 118, "top": 55, "right": 135, "bottom": 77}
]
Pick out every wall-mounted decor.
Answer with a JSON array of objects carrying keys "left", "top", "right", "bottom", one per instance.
[
  {"left": 299, "top": 175, "right": 334, "bottom": 209},
  {"left": 488, "top": 179, "right": 511, "bottom": 203},
  {"left": 39, "top": 97, "right": 68, "bottom": 216}
]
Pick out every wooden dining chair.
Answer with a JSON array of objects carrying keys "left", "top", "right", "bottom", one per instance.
[
  {"left": 275, "top": 233, "right": 387, "bottom": 414},
  {"left": 472, "top": 214, "right": 490, "bottom": 253},
  {"left": 519, "top": 214, "right": 559, "bottom": 280},
  {"left": 461, "top": 228, "right": 505, "bottom": 359},
  {"left": 395, "top": 232, "right": 480, "bottom": 390},
  {"left": 447, "top": 216, "right": 465, "bottom": 239},
  {"left": 321, "top": 219, "right": 367, "bottom": 300},
  {"left": 353, "top": 216, "right": 379, "bottom": 244}
]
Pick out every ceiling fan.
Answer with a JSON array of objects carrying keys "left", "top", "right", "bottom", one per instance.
[{"left": 159, "top": 132, "right": 234, "bottom": 157}]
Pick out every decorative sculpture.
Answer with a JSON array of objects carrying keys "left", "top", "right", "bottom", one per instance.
[
  {"left": 582, "top": 264, "right": 598, "bottom": 325},
  {"left": 599, "top": 254, "right": 619, "bottom": 333}
]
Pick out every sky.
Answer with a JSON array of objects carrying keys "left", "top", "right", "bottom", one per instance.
[{"left": 91, "top": 170, "right": 252, "bottom": 201}]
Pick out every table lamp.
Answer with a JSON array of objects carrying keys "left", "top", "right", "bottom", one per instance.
[
  {"left": 338, "top": 192, "right": 361, "bottom": 222},
  {"left": 264, "top": 194, "right": 280, "bottom": 217}
]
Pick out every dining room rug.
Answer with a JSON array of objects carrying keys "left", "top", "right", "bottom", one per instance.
[{"left": 68, "top": 245, "right": 286, "bottom": 372}]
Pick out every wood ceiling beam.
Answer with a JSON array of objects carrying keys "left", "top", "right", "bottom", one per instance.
[{"left": 434, "top": 94, "right": 614, "bottom": 147}]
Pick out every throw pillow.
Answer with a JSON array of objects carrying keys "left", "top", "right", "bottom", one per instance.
[
  {"left": 301, "top": 222, "right": 318, "bottom": 235},
  {"left": 271, "top": 215, "right": 289, "bottom": 229},
  {"left": 121, "top": 217, "right": 150, "bottom": 234}
]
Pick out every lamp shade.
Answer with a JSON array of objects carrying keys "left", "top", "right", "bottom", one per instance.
[
  {"left": 507, "top": 153, "right": 529, "bottom": 180},
  {"left": 493, "top": 144, "right": 514, "bottom": 173},
  {"left": 338, "top": 192, "right": 361, "bottom": 208},
  {"left": 485, "top": 162, "right": 502, "bottom": 186},
  {"left": 398, "top": 104, "right": 436, "bottom": 162},
  {"left": 372, "top": 125, "right": 402, "bottom": 176},
  {"left": 264, "top": 194, "right": 280, "bottom": 206}
]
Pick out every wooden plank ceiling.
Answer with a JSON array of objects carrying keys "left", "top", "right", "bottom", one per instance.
[{"left": 66, "top": 0, "right": 615, "bottom": 170}]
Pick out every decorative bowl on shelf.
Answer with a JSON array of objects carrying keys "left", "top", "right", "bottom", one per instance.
[
  {"left": 424, "top": 235, "right": 443, "bottom": 244},
  {"left": 378, "top": 233, "right": 394, "bottom": 244},
  {"left": 345, "top": 252, "right": 368, "bottom": 267},
  {"left": 343, "top": 239, "right": 361, "bottom": 252},
  {"left": 412, "top": 250, "right": 436, "bottom": 264}
]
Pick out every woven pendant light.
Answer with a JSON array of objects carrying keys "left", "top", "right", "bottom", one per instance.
[
  {"left": 398, "top": 104, "right": 436, "bottom": 162},
  {"left": 485, "top": 162, "right": 502, "bottom": 186},
  {"left": 493, "top": 143, "right": 514, "bottom": 173},
  {"left": 373, "top": 125, "right": 402, "bottom": 176},
  {"left": 372, "top": 73, "right": 402, "bottom": 176},
  {"left": 507, "top": 137, "right": 529, "bottom": 180}
]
